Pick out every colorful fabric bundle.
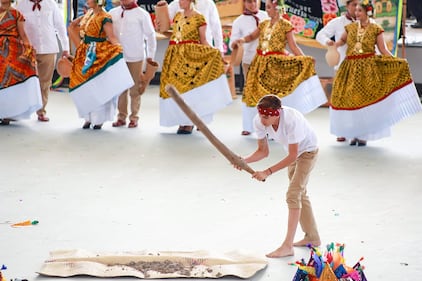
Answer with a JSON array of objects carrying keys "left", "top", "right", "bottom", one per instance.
[{"left": 291, "top": 243, "right": 367, "bottom": 281}]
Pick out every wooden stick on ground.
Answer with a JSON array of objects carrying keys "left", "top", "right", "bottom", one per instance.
[{"left": 165, "top": 84, "right": 256, "bottom": 176}]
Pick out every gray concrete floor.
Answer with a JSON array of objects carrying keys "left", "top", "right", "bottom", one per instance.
[{"left": 1, "top": 86, "right": 421, "bottom": 280}]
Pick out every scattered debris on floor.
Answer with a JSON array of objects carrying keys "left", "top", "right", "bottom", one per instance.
[{"left": 11, "top": 220, "right": 39, "bottom": 227}]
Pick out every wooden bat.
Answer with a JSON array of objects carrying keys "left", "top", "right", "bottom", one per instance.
[{"left": 165, "top": 84, "right": 256, "bottom": 176}]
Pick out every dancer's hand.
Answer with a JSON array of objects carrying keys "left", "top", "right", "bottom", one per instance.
[{"left": 252, "top": 170, "right": 270, "bottom": 181}]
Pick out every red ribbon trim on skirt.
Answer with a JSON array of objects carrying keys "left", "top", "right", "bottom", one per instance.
[
  {"left": 169, "top": 40, "right": 200, "bottom": 45},
  {"left": 346, "top": 53, "right": 375, "bottom": 59}
]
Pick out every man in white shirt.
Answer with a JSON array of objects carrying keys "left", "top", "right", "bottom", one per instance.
[
  {"left": 315, "top": 0, "right": 358, "bottom": 71},
  {"left": 109, "top": 0, "right": 157, "bottom": 128},
  {"left": 168, "top": 0, "right": 224, "bottom": 53},
  {"left": 230, "top": 0, "right": 268, "bottom": 136},
  {"left": 234, "top": 94, "right": 320, "bottom": 258},
  {"left": 17, "top": 0, "right": 69, "bottom": 122},
  {"left": 230, "top": 0, "right": 267, "bottom": 79}
]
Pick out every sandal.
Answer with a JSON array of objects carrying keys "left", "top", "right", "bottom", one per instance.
[
  {"left": 357, "top": 140, "right": 367, "bottom": 146},
  {"left": 128, "top": 120, "right": 138, "bottom": 128},
  {"left": 37, "top": 115, "right": 50, "bottom": 122},
  {"left": 336, "top": 137, "right": 346, "bottom": 142},
  {"left": 241, "top": 131, "right": 251, "bottom": 136},
  {"left": 350, "top": 138, "right": 358, "bottom": 146},
  {"left": 93, "top": 124, "right": 103, "bottom": 130},
  {"left": 112, "top": 119, "right": 126, "bottom": 127}
]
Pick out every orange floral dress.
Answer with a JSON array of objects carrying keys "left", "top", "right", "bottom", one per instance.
[
  {"left": 68, "top": 9, "right": 133, "bottom": 123},
  {"left": 70, "top": 9, "right": 124, "bottom": 91},
  {"left": 0, "top": 8, "right": 41, "bottom": 119}
]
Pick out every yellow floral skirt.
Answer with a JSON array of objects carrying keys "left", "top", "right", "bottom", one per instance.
[
  {"left": 331, "top": 55, "right": 413, "bottom": 109},
  {"left": 330, "top": 54, "right": 422, "bottom": 139},
  {"left": 159, "top": 43, "right": 225, "bottom": 98},
  {"left": 243, "top": 53, "right": 326, "bottom": 114},
  {"left": 243, "top": 54, "right": 317, "bottom": 107},
  {"left": 159, "top": 42, "right": 232, "bottom": 127}
]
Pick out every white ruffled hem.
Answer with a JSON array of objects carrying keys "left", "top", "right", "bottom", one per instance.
[
  {"left": 330, "top": 82, "right": 422, "bottom": 140},
  {"left": 281, "top": 75, "right": 327, "bottom": 114},
  {"left": 69, "top": 59, "right": 134, "bottom": 118},
  {"left": 83, "top": 98, "right": 117, "bottom": 125},
  {"left": 159, "top": 75, "right": 232, "bottom": 127},
  {"left": 242, "top": 103, "right": 257, "bottom": 133},
  {"left": 0, "top": 76, "right": 42, "bottom": 119},
  {"left": 241, "top": 75, "right": 326, "bottom": 132}
]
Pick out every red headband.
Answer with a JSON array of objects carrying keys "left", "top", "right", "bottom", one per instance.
[{"left": 258, "top": 106, "right": 281, "bottom": 116}]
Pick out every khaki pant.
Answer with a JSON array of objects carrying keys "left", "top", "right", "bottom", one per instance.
[
  {"left": 117, "top": 61, "right": 143, "bottom": 121},
  {"left": 286, "top": 149, "right": 320, "bottom": 241},
  {"left": 36, "top": 54, "right": 56, "bottom": 116},
  {"left": 241, "top": 62, "right": 250, "bottom": 82}
]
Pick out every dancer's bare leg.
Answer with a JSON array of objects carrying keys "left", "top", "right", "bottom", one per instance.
[{"left": 266, "top": 208, "right": 300, "bottom": 258}]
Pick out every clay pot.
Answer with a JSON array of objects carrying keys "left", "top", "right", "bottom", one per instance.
[
  {"left": 56, "top": 56, "right": 74, "bottom": 78},
  {"left": 230, "top": 43, "right": 243, "bottom": 67},
  {"left": 325, "top": 45, "right": 340, "bottom": 67},
  {"left": 155, "top": 1, "right": 170, "bottom": 33},
  {"left": 139, "top": 58, "right": 159, "bottom": 94}
]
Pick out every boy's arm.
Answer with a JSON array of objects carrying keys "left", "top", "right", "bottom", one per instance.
[{"left": 243, "top": 138, "right": 270, "bottom": 164}]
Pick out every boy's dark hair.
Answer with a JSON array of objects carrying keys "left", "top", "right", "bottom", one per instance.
[{"left": 257, "top": 94, "right": 282, "bottom": 110}]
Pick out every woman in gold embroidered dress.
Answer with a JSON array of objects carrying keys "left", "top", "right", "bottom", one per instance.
[
  {"left": 68, "top": 0, "right": 133, "bottom": 130},
  {"left": 331, "top": 0, "right": 421, "bottom": 146},
  {"left": 159, "top": 0, "right": 232, "bottom": 134},
  {"left": 0, "top": 0, "right": 41, "bottom": 125},
  {"left": 231, "top": 0, "right": 327, "bottom": 131}
]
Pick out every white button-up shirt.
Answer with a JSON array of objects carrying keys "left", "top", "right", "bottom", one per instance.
[
  {"left": 109, "top": 6, "right": 157, "bottom": 62},
  {"left": 17, "top": 0, "right": 69, "bottom": 54},
  {"left": 230, "top": 10, "right": 268, "bottom": 64},
  {"left": 316, "top": 15, "right": 353, "bottom": 70}
]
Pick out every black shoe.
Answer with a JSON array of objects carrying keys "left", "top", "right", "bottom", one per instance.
[
  {"left": 357, "top": 140, "right": 367, "bottom": 146},
  {"left": 411, "top": 22, "right": 422, "bottom": 28},
  {"left": 350, "top": 138, "right": 358, "bottom": 146},
  {"left": 176, "top": 125, "right": 193, "bottom": 134},
  {"left": 82, "top": 121, "right": 91, "bottom": 129},
  {"left": 93, "top": 124, "right": 103, "bottom": 130},
  {"left": 0, "top": 119, "right": 10, "bottom": 125}
]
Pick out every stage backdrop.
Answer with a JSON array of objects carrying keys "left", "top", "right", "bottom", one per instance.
[{"left": 283, "top": 0, "right": 403, "bottom": 55}]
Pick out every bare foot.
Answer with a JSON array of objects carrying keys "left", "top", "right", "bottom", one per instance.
[
  {"left": 265, "top": 245, "right": 294, "bottom": 258},
  {"left": 292, "top": 239, "right": 321, "bottom": 247}
]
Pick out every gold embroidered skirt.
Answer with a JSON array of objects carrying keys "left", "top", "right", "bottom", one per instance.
[
  {"left": 160, "top": 42, "right": 225, "bottom": 99},
  {"left": 159, "top": 42, "right": 232, "bottom": 127},
  {"left": 243, "top": 52, "right": 326, "bottom": 113},
  {"left": 330, "top": 54, "right": 422, "bottom": 139}
]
